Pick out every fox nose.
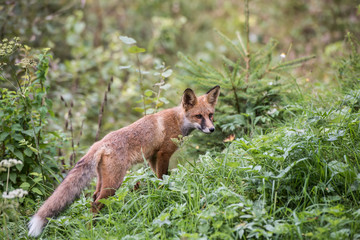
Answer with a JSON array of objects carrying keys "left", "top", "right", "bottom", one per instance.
[{"left": 209, "top": 127, "right": 215, "bottom": 132}]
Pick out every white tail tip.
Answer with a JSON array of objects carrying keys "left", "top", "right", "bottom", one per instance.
[{"left": 28, "top": 215, "right": 46, "bottom": 237}]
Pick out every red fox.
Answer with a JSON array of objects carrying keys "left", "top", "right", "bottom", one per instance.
[{"left": 28, "top": 86, "right": 220, "bottom": 237}]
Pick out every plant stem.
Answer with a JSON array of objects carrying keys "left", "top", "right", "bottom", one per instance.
[
  {"left": 68, "top": 105, "right": 76, "bottom": 166},
  {"left": 30, "top": 116, "right": 46, "bottom": 184},
  {"left": 155, "top": 86, "right": 162, "bottom": 112},
  {"left": 136, "top": 54, "right": 147, "bottom": 115},
  {"left": 6, "top": 166, "right": 10, "bottom": 192},
  {"left": 244, "top": 0, "right": 251, "bottom": 83},
  {"left": 95, "top": 77, "right": 113, "bottom": 141}
]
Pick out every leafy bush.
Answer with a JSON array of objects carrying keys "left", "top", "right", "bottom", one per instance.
[
  {"left": 119, "top": 35, "right": 173, "bottom": 116},
  {"left": 0, "top": 38, "right": 64, "bottom": 198}
]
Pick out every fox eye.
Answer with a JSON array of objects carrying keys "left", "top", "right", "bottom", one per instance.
[{"left": 195, "top": 114, "right": 202, "bottom": 119}]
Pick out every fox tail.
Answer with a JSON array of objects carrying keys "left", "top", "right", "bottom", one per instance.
[{"left": 28, "top": 153, "right": 97, "bottom": 237}]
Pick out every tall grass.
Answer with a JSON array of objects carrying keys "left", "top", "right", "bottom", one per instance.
[{"left": 18, "top": 89, "right": 360, "bottom": 239}]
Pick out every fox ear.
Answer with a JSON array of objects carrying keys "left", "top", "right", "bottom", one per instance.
[
  {"left": 206, "top": 85, "right": 220, "bottom": 106},
  {"left": 182, "top": 88, "right": 197, "bottom": 110}
]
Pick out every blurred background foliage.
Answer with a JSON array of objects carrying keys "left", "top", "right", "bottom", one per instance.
[
  {"left": 1, "top": 0, "right": 359, "bottom": 170},
  {"left": 2, "top": 1, "right": 360, "bottom": 238}
]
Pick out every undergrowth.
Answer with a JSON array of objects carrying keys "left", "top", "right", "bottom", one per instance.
[{"left": 13, "top": 88, "right": 359, "bottom": 239}]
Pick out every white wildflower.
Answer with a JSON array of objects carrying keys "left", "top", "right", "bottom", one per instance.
[
  {"left": 0, "top": 160, "right": 11, "bottom": 168},
  {"left": 2, "top": 189, "right": 28, "bottom": 199},
  {"left": 280, "top": 53, "right": 286, "bottom": 59},
  {"left": 267, "top": 108, "right": 277, "bottom": 115},
  {"left": 0, "top": 159, "right": 23, "bottom": 168}
]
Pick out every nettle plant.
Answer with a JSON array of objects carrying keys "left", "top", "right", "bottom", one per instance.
[
  {"left": 119, "top": 36, "right": 172, "bottom": 115},
  {"left": 0, "top": 38, "right": 63, "bottom": 200},
  {"left": 178, "top": 30, "right": 315, "bottom": 137}
]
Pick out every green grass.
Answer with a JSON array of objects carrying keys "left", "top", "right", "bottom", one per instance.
[
  {"left": 10, "top": 90, "right": 359, "bottom": 239},
  {"left": 3, "top": 85, "right": 360, "bottom": 239}
]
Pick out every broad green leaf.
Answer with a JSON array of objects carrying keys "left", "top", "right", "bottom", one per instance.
[
  {"left": 14, "top": 150, "right": 24, "bottom": 161},
  {"left": 11, "top": 123, "right": 22, "bottom": 131},
  {"left": 156, "top": 102, "right": 164, "bottom": 107},
  {"left": 16, "top": 162, "right": 23, "bottom": 171},
  {"left": 144, "top": 89, "right": 153, "bottom": 97},
  {"left": 128, "top": 45, "right": 146, "bottom": 54},
  {"left": 144, "top": 99, "right": 153, "bottom": 104},
  {"left": 133, "top": 107, "right": 144, "bottom": 113},
  {"left": 24, "top": 148, "right": 33, "bottom": 157},
  {"left": 22, "top": 129, "right": 34, "bottom": 136},
  {"left": 13, "top": 133, "right": 23, "bottom": 141},
  {"left": 9, "top": 173, "right": 17, "bottom": 183},
  {"left": 20, "top": 182, "right": 30, "bottom": 190},
  {"left": 33, "top": 177, "right": 43, "bottom": 183},
  {"left": 32, "top": 187, "right": 43, "bottom": 195},
  {"left": 0, "top": 132, "right": 9, "bottom": 141},
  {"left": 7, "top": 144, "right": 14, "bottom": 152}
]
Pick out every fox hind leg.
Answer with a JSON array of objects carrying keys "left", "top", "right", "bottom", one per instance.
[
  {"left": 93, "top": 164, "right": 103, "bottom": 202},
  {"left": 91, "top": 157, "right": 127, "bottom": 214}
]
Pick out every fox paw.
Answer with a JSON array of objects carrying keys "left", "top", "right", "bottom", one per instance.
[{"left": 133, "top": 181, "right": 141, "bottom": 191}]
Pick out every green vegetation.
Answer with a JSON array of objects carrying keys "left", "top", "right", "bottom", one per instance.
[{"left": 1, "top": 1, "right": 360, "bottom": 239}]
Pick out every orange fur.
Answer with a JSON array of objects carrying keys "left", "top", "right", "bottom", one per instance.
[{"left": 28, "top": 86, "right": 220, "bottom": 237}]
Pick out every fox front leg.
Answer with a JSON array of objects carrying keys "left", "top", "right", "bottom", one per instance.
[{"left": 155, "top": 145, "right": 177, "bottom": 179}]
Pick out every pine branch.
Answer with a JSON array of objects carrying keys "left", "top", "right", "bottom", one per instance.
[
  {"left": 177, "top": 52, "right": 211, "bottom": 75},
  {"left": 273, "top": 55, "right": 316, "bottom": 70},
  {"left": 253, "top": 39, "right": 278, "bottom": 59},
  {"left": 215, "top": 29, "right": 245, "bottom": 58},
  {"left": 199, "top": 59, "right": 225, "bottom": 79}
]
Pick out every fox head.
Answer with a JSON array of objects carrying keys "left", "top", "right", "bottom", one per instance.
[{"left": 181, "top": 85, "right": 220, "bottom": 135}]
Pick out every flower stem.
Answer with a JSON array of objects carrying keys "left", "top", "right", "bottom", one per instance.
[{"left": 6, "top": 166, "right": 10, "bottom": 193}]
